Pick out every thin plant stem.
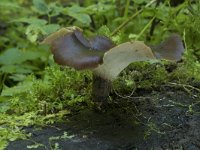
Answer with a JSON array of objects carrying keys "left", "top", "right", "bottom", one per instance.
[
  {"left": 168, "top": 82, "right": 200, "bottom": 93},
  {"left": 183, "top": 29, "right": 188, "bottom": 53},
  {"left": 135, "top": 16, "right": 156, "bottom": 40},
  {"left": 124, "top": 0, "right": 130, "bottom": 18},
  {"left": 111, "top": 9, "right": 142, "bottom": 36},
  {"left": 111, "top": 0, "right": 156, "bottom": 36},
  {"left": 47, "top": 14, "right": 51, "bottom": 24},
  {"left": 0, "top": 73, "right": 7, "bottom": 94}
]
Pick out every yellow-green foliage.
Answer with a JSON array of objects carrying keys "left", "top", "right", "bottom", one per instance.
[
  {"left": 113, "top": 60, "right": 200, "bottom": 94},
  {"left": 7, "top": 65, "right": 92, "bottom": 114},
  {"left": 0, "top": 66, "right": 92, "bottom": 149}
]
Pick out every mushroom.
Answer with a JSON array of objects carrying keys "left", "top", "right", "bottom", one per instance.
[{"left": 42, "top": 26, "right": 184, "bottom": 108}]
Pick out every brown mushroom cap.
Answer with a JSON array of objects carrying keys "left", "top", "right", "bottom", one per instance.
[
  {"left": 152, "top": 34, "right": 184, "bottom": 61},
  {"left": 42, "top": 27, "right": 115, "bottom": 70}
]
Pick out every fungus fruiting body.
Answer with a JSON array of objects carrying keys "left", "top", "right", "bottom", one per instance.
[{"left": 42, "top": 26, "right": 184, "bottom": 107}]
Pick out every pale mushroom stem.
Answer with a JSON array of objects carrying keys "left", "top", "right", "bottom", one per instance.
[{"left": 92, "top": 73, "right": 111, "bottom": 106}]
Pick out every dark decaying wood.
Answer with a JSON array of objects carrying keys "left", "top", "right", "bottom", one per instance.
[{"left": 92, "top": 73, "right": 111, "bottom": 104}]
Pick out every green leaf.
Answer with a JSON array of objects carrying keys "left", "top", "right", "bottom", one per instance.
[
  {"left": 85, "top": 3, "right": 114, "bottom": 15},
  {"left": 0, "top": 103, "right": 10, "bottom": 113},
  {"left": 32, "top": 0, "right": 49, "bottom": 14},
  {"left": 63, "top": 5, "right": 91, "bottom": 25},
  {"left": 25, "top": 25, "right": 40, "bottom": 42},
  {"left": 142, "top": 8, "right": 156, "bottom": 18},
  {"left": 0, "top": 48, "right": 24, "bottom": 65},
  {"left": 48, "top": 3, "right": 63, "bottom": 17},
  {"left": 155, "top": 5, "right": 170, "bottom": 21},
  {"left": 0, "top": 48, "right": 43, "bottom": 65},
  {"left": 42, "top": 24, "right": 60, "bottom": 35},
  {"left": 14, "top": 18, "right": 47, "bottom": 25},
  {"left": 0, "top": 65, "right": 20, "bottom": 73},
  {"left": 0, "top": 137, "right": 8, "bottom": 149},
  {"left": 0, "top": 96, "right": 10, "bottom": 113},
  {"left": 9, "top": 74, "right": 27, "bottom": 82},
  {"left": 0, "top": 0, "right": 21, "bottom": 9},
  {"left": 134, "top": 0, "right": 147, "bottom": 4},
  {"left": 97, "top": 25, "right": 111, "bottom": 37},
  {"left": 71, "top": 13, "right": 91, "bottom": 25},
  {"left": 0, "top": 65, "right": 33, "bottom": 74},
  {"left": 15, "top": 18, "right": 59, "bottom": 42},
  {"left": 26, "top": 24, "right": 60, "bottom": 42},
  {"left": 1, "top": 81, "right": 33, "bottom": 96}
]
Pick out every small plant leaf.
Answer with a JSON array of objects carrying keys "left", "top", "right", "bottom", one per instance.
[
  {"left": 0, "top": 48, "right": 43, "bottom": 65},
  {"left": 14, "top": 18, "right": 47, "bottom": 25},
  {"left": 93, "top": 41, "right": 156, "bottom": 80},
  {"left": 32, "top": 0, "right": 49, "bottom": 14},
  {"left": 42, "top": 24, "right": 60, "bottom": 35},
  {"left": 63, "top": 5, "right": 91, "bottom": 25},
  {"left": 0, "top": 0, "right": 21, "bottom": 9}
]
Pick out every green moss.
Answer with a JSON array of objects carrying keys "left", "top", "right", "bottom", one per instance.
[
  {"left": 113, "top": 60, "right": 200, "bottom": 94},
  {"left": 0, "top": 65, "right": 93, "bottom": 149},
  {"left": 113, "top": 62, "right": 169, "bottom": 93}
]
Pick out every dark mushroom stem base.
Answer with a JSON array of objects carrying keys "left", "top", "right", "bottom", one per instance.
[{"left": 92, "top": 73, "right": 111, "bottom": 110}]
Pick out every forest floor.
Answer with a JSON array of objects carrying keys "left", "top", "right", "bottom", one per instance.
[{"left": 7, "top": 86, "right": 200, "bottom": 150}]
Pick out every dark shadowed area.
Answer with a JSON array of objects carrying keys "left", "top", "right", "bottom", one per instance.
[{"left": 7, "top": 87, "right": 200, "bottom": 150}]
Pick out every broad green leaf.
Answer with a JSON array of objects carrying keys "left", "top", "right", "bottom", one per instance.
[
  {"left": 32, "top": 0, "right": 49, "bottom": 14},
  {"left": 134, "top": 0, "right": 147, "bottom": 4},
  {"left": 70, "top": 13, "right": 91, "bottom": 25},
  {"left": 14, "top": 18, "right": 47, "bottom": 25},
  {"left": 142, "top": 8, "right": 156, "bottom": 18},
  {"left": 0, "top": 140, "right": 7, "bottom": 150},
  {"left": 0, "top": 65, "right": 20, "bottom": 73},
  {"left": 0, "top": 48, "right": 44, "bottom": 65},
  {"left": 25, "top": 23, "right": 60, "bottom": 42},
  {"left": 48, "top": 3, "right": 63, "bottom": 17},
  {"left": 0, "top": 96, "right": 10, "bottom": 113},
  {"left": 97, "top": 25, "right": 111, "bottom": 37},
  {"left": 0, "top": 48, "right": 24, "bottom": 65},
  {"left": 9, "top": 74, "right": 27, "bottom": 82},
  {"left": 0, "top": 65, "right": 33, "bottom": 74},
  {"left": 27, "top": 32, "right": 38, "bottom": 43},
  {"left": 0, "top": 1, "right": 21, "bottom": 9},
  {"left": 1, "top": 81, "right": 33, "bottom": 96},
  {"left": 85, "top": 3, "right": 114, "bottom": 15},
  {"left": 155, "top": 5, "right": 170, "bottom": 21},
  {"left": 42, "top": 24, "right": 60, "bottom": 35},
  {"left": 25, "top": 25, "right": 40, "bottom": 43},
  {"left": 63, "top": 5, "right": 91, "bottom": 25},
  {"left": 25, "top": 25, "right": 40, "bottom": 42},
  {"left": 0, "top": 102, "right": 10, "bottom": 113}
]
